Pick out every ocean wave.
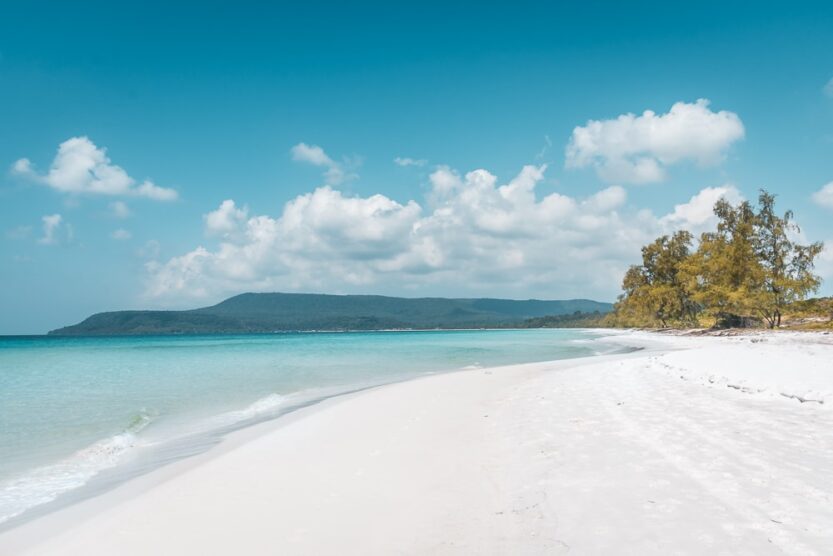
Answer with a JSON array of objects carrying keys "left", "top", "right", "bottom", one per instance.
[
  {"left": 195, "top": 393, "right": 288, "bottom": 431},
  {"left": 0, "top": 408, "right": 158, "bottom": 525},
  {"left": 0, "top": 393, "right": 297, "bottom": 526}
]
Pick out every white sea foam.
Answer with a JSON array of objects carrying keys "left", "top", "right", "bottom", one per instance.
[
  {"left": 0, "top": 409, "right": 156, "bottom": 524},
  {"left": 188, "top": 393, "right": 289, "bottom": 433},
  {"left": 570, "top": 335, "right": 636, "bottom": 356},
  {"left": 0, "top": 394, "right": 302, "bottom": 525}
]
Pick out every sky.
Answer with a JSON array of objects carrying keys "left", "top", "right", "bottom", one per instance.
[{"left": 2, "top": 1, "right": 833, "bottom": 334}]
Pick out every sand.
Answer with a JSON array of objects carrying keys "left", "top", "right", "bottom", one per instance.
[{"left": 1, "top": 330, "right": 832, "bottom": 555}]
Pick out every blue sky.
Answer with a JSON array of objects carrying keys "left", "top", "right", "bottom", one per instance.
[{"left": 2, "top": 1, "right": 833, "bottom": 334}]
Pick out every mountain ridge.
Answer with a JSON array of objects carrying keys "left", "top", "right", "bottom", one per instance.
[{"left": 48, "top": 292, "right": 613, "bottom": 336}]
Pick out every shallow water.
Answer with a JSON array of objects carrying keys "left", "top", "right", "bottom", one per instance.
[{"left": 0, "top": 328, "right": 621, "bottom": 524}]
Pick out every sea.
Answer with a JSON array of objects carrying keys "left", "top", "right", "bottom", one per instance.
[{"left": 0, "top": 328, "right": 626, "bottom": 527}]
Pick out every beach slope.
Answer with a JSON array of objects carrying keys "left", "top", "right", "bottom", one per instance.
[{"left": 2, "top": 331, "right": 832, "bottom": 555}]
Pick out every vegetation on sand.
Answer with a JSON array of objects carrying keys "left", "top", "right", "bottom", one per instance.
[{"left": 610, "top": 190, "right": 824, "bottom": 329}]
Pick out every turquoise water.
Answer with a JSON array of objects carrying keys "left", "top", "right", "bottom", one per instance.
[{"left": 0, "top": 329, "right": 621, "bottom": 524}]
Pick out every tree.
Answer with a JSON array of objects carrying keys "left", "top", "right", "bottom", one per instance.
[
  {"left": 613, "top": 189, "right": 824, "bottom": 329},
  {"left": 687, "top": 198, "right": 764, "bottom": 327},
  {"left": 613, "top": 265, "right": 653, "bottom": 325},
  {"left": 613, "top": 231, "right": 699, "bottom": 326},
  {"left": 753, "top": 190, "right": 824, "bottom": 328}
]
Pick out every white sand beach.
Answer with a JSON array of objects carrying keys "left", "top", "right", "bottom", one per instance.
[{"left": 2, "top": 330, "right": 832, "bottom": 555}]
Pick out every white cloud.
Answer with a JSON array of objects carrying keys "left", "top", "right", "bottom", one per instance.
[
  {"left": 135, "top": 181, "right": 178, "bottom": 201},
  {"left": 290, "top": 142, "right": 356, "bottom": 185},
  {"left": 110, "top": 201, "right": 131, "bottom": 219},
  {"left": 12, "top": 137, "right": 178, "bottom": 201},
  {"left": 204, "top": 200, "right": 248, "bottom": 238},
  {"left": 582, "top": 185, "right": 627, "bottom": 213},
  {"left": 145, "top": 164, "right": 745, "bottom": 305},
  {"left": 394, "top": 157, "right": 427, "bottom": 167},
  {"left": 290, "top": 143, "right": 332, "bottom": 166},
  {"left": 111, "top": 229, "right": 132, "bottom": 240},
  {"left": 565, "top": 99, "right": 745, "bottom": 184},
  {"left": 659, "top": 185, "right": 743, "bottom": 235},
  {"left": 824, "top": 78, "right": 833, "bottom": 98},
  {"left": 812, "top": 182, "right": 833, "bottom": 209},
  {"left": 38, "top": 214, "right": 71, "bottom": 245},
  {"left": 12, "top": 158, "right": 33, "bottom": 174}
]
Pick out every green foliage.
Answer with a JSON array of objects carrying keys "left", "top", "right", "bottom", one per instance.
[
  {"left": 753, "top": 191, "right": 824, "bottom": 328},
  {"left": 519, "top": 311, "right": 608, "bottom": 328},
  {"left": 687, "top": 198, "right": 764, "bottom": 326},
  {"left": 787, "top": 296, "right": 833, "bottom": 318},
  {"left": 611, "top": 231, "right": 699, "bottom": 327},
  {"left": 782, "top": 297, "right": 833, "bottom": 329},
  {"left": 613, "top": 190, "right": 824, "bottom": 329}
]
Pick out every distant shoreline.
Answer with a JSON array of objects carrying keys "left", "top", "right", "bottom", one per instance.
[
  {"left": 6, "top": 326, "right": 604, "bottom": 339},
  {"left": 8, "top": 325, "right": 833, "bottom": 340},
  {"left": 47, "top": 292, "right": 612, "bottom": 336}
]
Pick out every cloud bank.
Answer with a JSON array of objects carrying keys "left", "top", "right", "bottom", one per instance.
[
  {"left": 204, "top": 199, "right": 249, "bottom": 238},
  {"left": 565, "top": 99, "right": 745, "bottom": 184},
  {"left": 659, "top": 185, "right": 743, "bottom": 236},
  {"left": 144, "top": 163, "right": 738, "bottom": 305},
  {"left": 12, "top": 137, "right": 178, "bottom": 201}
]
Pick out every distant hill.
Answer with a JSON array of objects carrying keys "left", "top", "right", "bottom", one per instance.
[{"left": 49, "top": 293, "right": 614, "bottom": 336}]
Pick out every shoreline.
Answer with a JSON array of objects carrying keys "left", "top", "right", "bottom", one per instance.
[
  {"left": 2, "top": 330, "right": 832, "bottom": 554},
  {"left": 0, "top": 330, "right": 640, "bottom": 532}
]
